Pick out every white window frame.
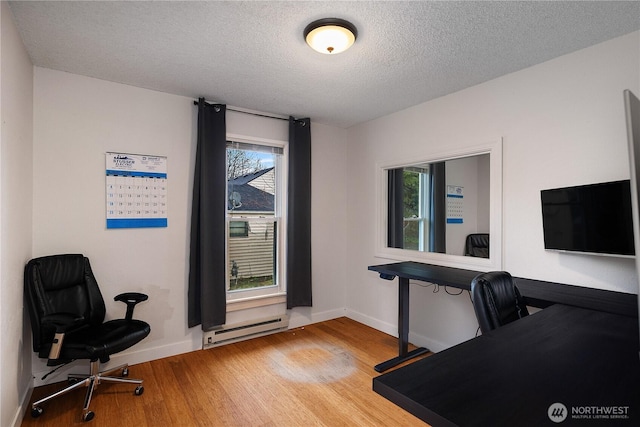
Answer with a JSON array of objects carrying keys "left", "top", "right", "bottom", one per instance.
[
  {"left": 402, "top": 168, "right": 431, "bottom": 251},
  {"left": 225, "top": 134, "right": 288, "bottom": 310}
]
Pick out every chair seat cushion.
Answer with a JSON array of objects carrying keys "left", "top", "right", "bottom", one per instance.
[{"left": 42, "top": 319, "right": 150, "bottom": 362}]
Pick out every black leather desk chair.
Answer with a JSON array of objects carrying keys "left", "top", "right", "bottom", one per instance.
[
  {"left": 470, "top": 271, "right": 529, "bottom": 334},
  {"left": 25, "top": 254, "right": 151, "bottom": 422},
  {"left": 464, "top": 233, "right": 490, "bottom": 258}
]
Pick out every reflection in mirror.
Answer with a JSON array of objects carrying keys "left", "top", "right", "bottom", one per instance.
[{"left": 386, "top": 154, "right": 490, "bottom": 257}]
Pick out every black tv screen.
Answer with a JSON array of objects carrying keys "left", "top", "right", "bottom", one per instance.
[{"left": 541, "top": 180, "right": 635, "bottom": 256}]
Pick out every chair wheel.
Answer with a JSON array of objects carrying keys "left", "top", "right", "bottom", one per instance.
[
  {"left": 31, "top": 406, "right": 43, "bottom": 418},
  {"left": 134, "top": 385, "right": 144, "bottom": 396},
  {"left": 83, "top": 410, "right": 95, "bottom": 422},
  {"left": 122, "top": 367, "right": 129, "bottom": 377}
]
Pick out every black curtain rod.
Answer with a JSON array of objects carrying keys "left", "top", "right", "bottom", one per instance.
[{"left": 193, "top": 100, "right": 306, "bottom": 125}]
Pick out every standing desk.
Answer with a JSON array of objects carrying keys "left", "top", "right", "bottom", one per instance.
[
  {"left": 372, "top": 304, "right": 640, "bottom": 426},
  {"left": 368, "top": 261, "right": 637, "bottom": 372},
  {"left": 368, "top": 261, "right": 640, "bottom": 426},
  {"left": 367, "top": 262, "right": 479, "bottom": 372}
]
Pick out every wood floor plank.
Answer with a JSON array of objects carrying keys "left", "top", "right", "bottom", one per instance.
[{"left": 21, "top": 317, "right": 429, "bottom": 426}]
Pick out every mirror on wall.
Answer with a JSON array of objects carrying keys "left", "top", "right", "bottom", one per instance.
[
  {"left": 387, "top": 155, "right": 490, "bottom": 255},
  {"left": 376, "top": 140, "right": 502, "bottom": 270}
]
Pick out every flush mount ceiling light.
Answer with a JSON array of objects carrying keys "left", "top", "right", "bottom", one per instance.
[{"left": 304, "top": 18, "right": 357, "bottom": 54}]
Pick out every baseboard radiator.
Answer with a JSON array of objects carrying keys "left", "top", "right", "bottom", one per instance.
[{"left": 203, "top": 314, "right": 289, "bottom": 349}]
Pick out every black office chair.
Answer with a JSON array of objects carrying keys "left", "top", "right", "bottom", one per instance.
[
  {"left": 25, "top": 254, "right": 151, "bottom": 422},
  {"left": 464, "top": 233, "right": 489, "bottom": 258},
  {"left": 470, "top": 271, "right": 529, "bottom": 334}
]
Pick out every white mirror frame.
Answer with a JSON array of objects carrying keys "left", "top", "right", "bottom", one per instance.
[{"left": 375, "top": 138, "right": 503, "bottom": 272}]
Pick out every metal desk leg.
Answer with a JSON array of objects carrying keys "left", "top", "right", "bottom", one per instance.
[{"left": 374, "top": 277, "right": 430, "bottom": 372}]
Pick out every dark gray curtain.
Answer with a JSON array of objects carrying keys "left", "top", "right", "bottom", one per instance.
[
  {"left": 286, "top": 117, "right": 312, "bottom": 309},
  {"left": 387, "top": 168, "right": 404, "bottom": 248},
  {"left": 429, "top": 162, "right": 446, "bottom": 253},
  {"left": 188, "top": 98, "right": 227, "bottom": 330}
]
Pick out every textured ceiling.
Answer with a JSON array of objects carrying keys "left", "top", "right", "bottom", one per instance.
[{"left": 8, "top": 1, "right": 640, "bottom": 128}]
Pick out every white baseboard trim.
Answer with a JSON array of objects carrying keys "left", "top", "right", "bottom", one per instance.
[
  {"left": 287, "top": 307, "right": 346, "bottom": 329},
  {"left": 345, "top": 308, "right": 451, "bottom": 353},
  {"left": 33, "top": 308, "right": 444, "bottom": 389},
  {"left": 12, "top": 382, "right": 34, "bottom": 427},
  {"left": 33, "top": 338, "right": 198, "bottom": 387},
  {"left": 31, "top": 309, "right": 348, "bottom": 388},
  {"left": 345, "top": 309, "right": 398, "bottom": 338},
  {"left": 408, "top": 330, "right": 450, "bottom": 353}
]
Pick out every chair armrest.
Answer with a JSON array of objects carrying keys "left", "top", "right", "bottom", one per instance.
[
  {"left": 41, "top": 313, "right": 85, "bottom": 333},
  {"left": 114, "top": 292, "right": 149, "bottom": 320},
  {"left": 41, "top": 313, "right": 85, "bottom": 362}
]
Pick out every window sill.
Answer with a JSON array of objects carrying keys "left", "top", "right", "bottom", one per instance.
[{"left": 226, "top": 293, "right": 287, "bottom": 312}]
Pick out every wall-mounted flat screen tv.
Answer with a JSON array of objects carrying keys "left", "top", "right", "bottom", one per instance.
[{"left": 541, "top": 180, "right": 635, "bottom": 257}]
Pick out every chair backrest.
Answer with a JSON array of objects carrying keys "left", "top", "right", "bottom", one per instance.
[
  {"left": 470, "top": 271, "right": 529, "bottom": 334},
  {"left": 465, "top": 233, "right": 489, "bottom": 258},
  {"left": 24, "top": 254, "right": 106, "bottom": 354}
]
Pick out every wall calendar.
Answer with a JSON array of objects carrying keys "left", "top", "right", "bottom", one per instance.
[
  {"left": 106, "top": 152, "right": 167, "bottom": 229},
  {"left": 446, "top": 185, "right": 464, "bottom": 224}
]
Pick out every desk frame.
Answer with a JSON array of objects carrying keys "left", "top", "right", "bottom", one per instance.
[
  {"left": 370, "top": 263, "right": 478, "bottom": 372},
  {"left": 374, "top": 276, "right": 430, "bottom": 372}
]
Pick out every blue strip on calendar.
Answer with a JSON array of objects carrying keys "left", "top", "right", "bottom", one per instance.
[
  {"left": 447, "top": 194, "right": 463, "bottom": 198},
  {"left": 106, "top": 170, "right": 167, "bottom": 178},
  {"left": 107, "top": 218, "right": 167, "bottom": 229},
  {"left": 447, "top": 218, "right": 463, "bottom": 224}
]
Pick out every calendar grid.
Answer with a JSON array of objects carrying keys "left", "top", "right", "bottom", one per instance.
[
  {"left": 446, "top": 185, "right": 464, "bottom": 224},
  {"left": 106, "top": 153, "right": 167, "bottom": 229}
]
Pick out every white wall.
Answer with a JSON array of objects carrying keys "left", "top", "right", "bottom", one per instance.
[
  {"left": 308, "top": 121, "right": 349, "bottom": 324},
  {"left": 445, "top": 154, "right": 490, "bottom": 256},
  {"left": 346, "top": 31, "right": 640, "bottom": 352},
  {"left": 32, "top": 68, "right": 348, "bottom": 383},
  {"left": 477, "top": 154, "right": 490, "bottom": 231},
  {"left": 0, "top": 2, "right": 34, "bottom": 426}
]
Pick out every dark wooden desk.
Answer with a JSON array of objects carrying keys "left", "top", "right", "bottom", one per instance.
[
  {"left": 368, "top": 261, "right": 638, "bottom": 372},
  {"left": 373, "top": 304, "right": 640, "bottom": 426}
]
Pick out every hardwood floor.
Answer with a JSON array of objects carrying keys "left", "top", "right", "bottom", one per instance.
[{"left": 22, "top": 317, "right": 430, "bottom": 426}]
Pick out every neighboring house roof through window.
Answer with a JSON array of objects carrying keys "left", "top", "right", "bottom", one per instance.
[{"left": 228, "top": 168, "right": 275, "bottom": 212}]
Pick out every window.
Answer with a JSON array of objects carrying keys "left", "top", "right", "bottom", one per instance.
[
  {"left": 402, "top": 166, "right": 430, "bottom": 251},
  {"left": 229, "top": 221, "right": 248, "bottom": 237},
  {"left": 226, "top": 140, "right": 286, "bottom": 303}
]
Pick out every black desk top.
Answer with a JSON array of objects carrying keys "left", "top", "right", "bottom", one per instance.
[
  {"left": 368, "top": 261, "right": 638, "bottom": 317},
  {"left": 373, "top": 304, "right": 640, "bottom": 426},
  {"left": 368, "top": 262, "right": 478, "bottom": 290}
]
